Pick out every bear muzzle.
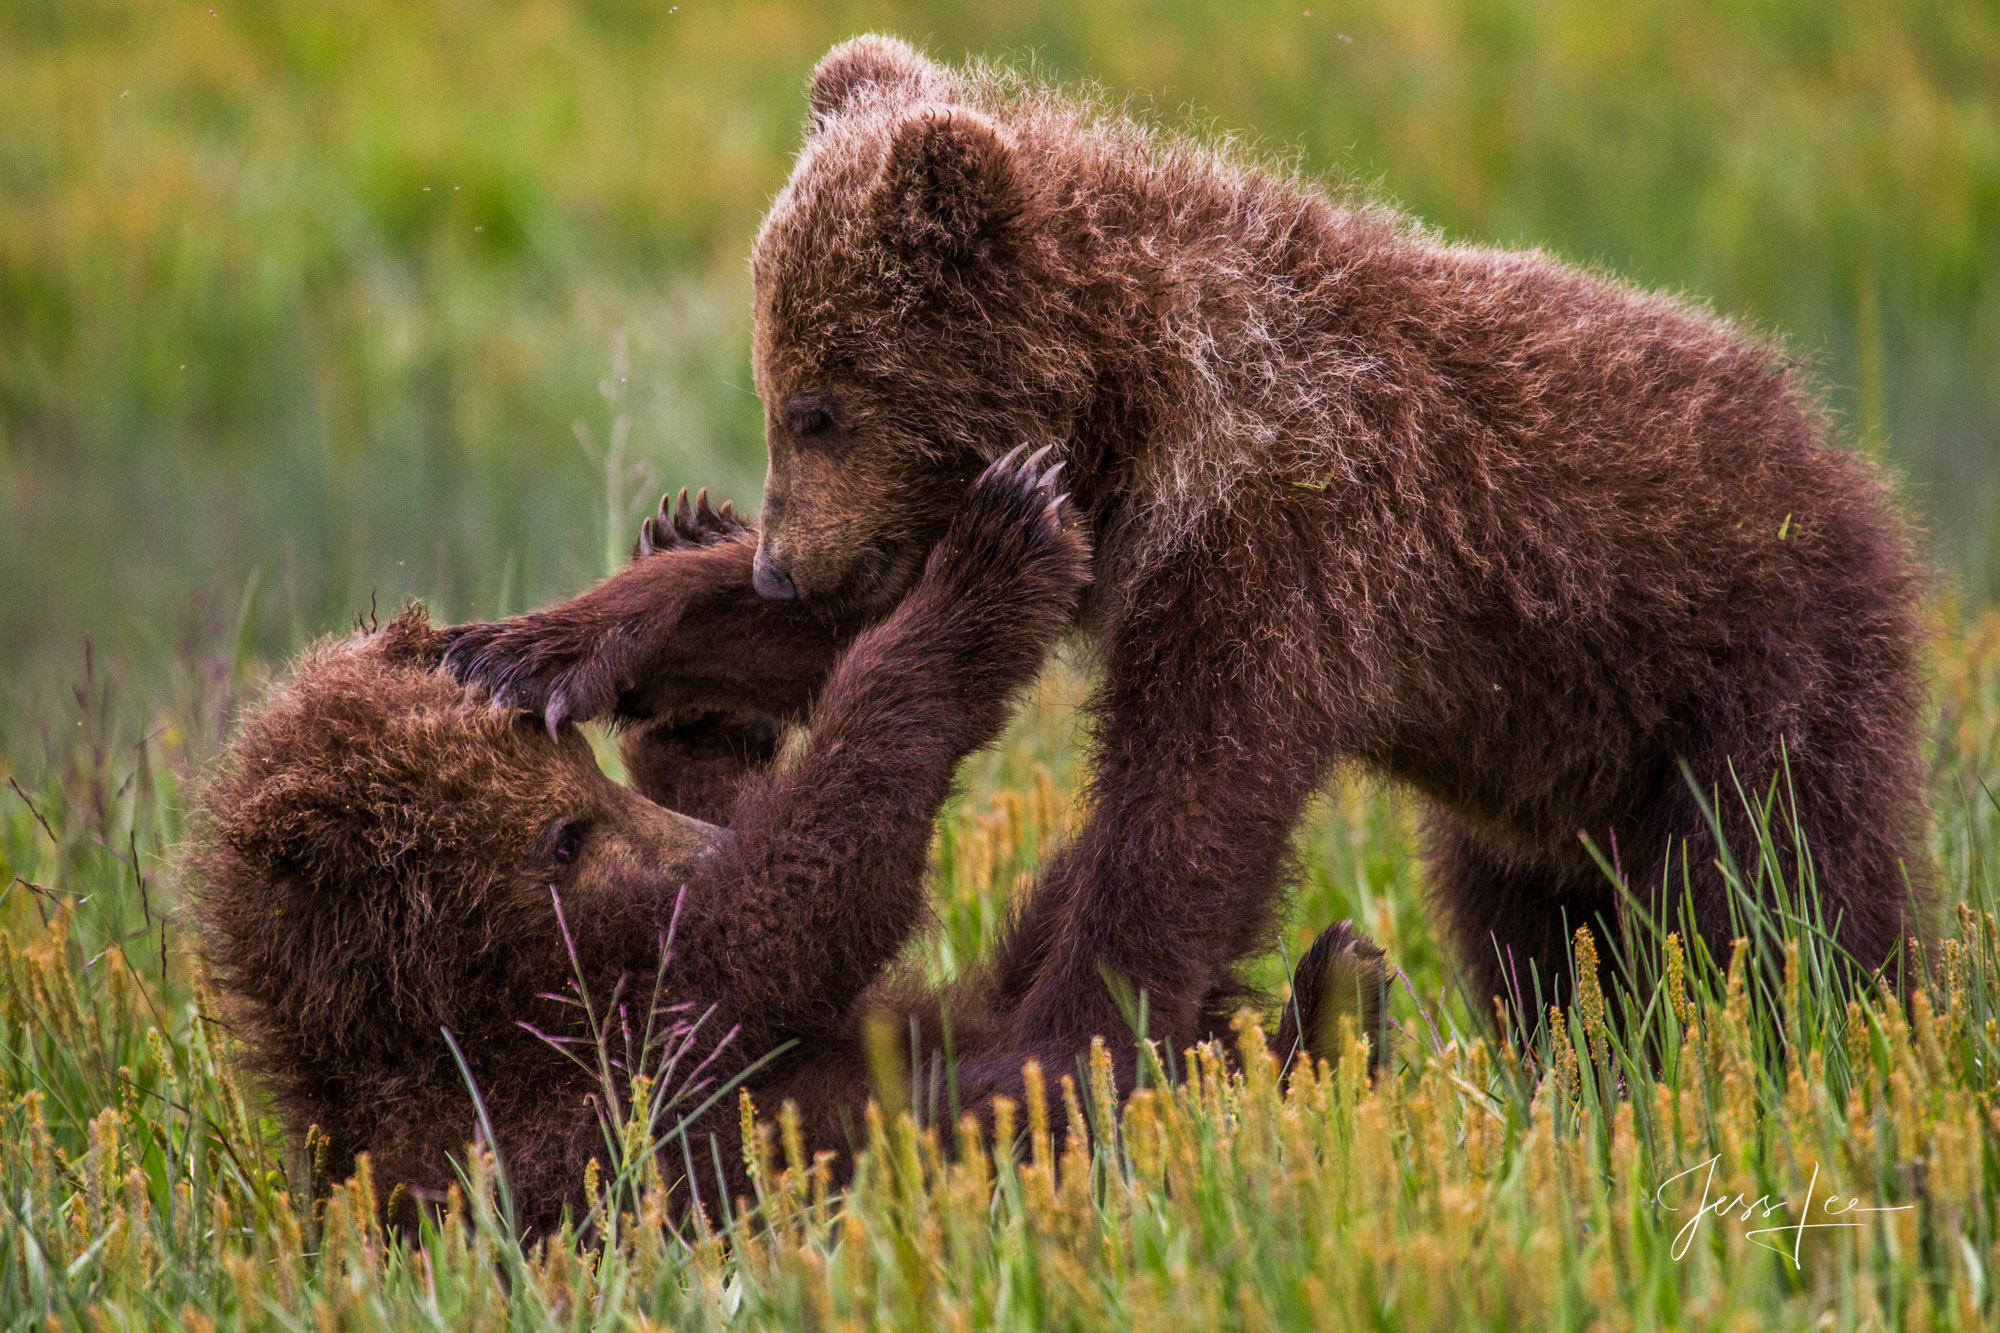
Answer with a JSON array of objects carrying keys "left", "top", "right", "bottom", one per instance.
[{"left": 752, "top": 546, "right": 799, "bottom": 601}]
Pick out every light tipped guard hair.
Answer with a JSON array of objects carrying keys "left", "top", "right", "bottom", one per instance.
[{"left": 808, "top": 34, "right": 950, "bottom": 129}]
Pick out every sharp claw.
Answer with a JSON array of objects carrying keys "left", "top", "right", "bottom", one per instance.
[
  {"left": 718, "top": 499, "right": 735, "bottom": 522},
  {"left": 988, "top": 443, "right": 1026, "bottom": 479},
  {"left": 695, "top": 487, "right": 713, "bottom": 526},
  {"left": 674, "top": 487, "right": 694, "bottom": 534},
  {"left": 1039, "top": 460, "right": 1066, "bottom": 489},
  {"left": 1023, "top": 443, "right": 1054, "bottom": 475},
  {"left": 545, "top": 698, "right": 567, "bottom": 739}
]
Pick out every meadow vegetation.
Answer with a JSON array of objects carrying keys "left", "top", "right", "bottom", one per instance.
[
  {"left": 3, "top": 1, "right": 2000, "bottom": 1328},
  {"left": 2, "top": 606, "right": 2000, "bottom": 1329}
]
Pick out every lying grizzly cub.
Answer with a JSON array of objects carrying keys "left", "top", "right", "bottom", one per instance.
[
  {"left": 190, "top": 454, "right": 1375, "bottom": 1233},
  {"left": 451, "top": 37, "right": 1929, "bottom": 1052}
]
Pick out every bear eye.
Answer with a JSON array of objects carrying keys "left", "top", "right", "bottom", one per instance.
[
  {"left": 786, "top": 398, "right": 835, "bottom": 439},
  {"left": 551, "top": 821, "right": 588, "bottom": 866}
]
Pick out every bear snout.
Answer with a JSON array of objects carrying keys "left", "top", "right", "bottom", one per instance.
[{"left": 752, "top": 545, "right": 799, "bottom": 600}]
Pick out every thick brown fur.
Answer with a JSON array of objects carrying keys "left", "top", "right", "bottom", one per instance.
[
  {"left": 1271, "top": 922, "right": 1389, "bottom": 1078},
  {"left": 449, "top": 39, "right": 1930, "bottom": 1059}
]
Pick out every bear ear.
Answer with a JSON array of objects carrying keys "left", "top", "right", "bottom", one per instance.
[
  {"left": 871, "top": 106, "right": 1020, "bottom": 269},
  {"left": 221, "top": 770, "right": 375, "bottom": 894},
  {"left": 371, "top": 602, "right": 445, "bottom": 669},
  {"left": 809, "top": 35, "right": 945, "bottom": 129}
]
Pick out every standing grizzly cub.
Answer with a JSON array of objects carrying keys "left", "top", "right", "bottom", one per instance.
[{"left": 455, "top": 38, "right": 1928, "bottom": 1056}]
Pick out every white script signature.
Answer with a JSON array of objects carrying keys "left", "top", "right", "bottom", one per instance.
[{"left": 1654, "top": 1155, "right": 1913, "bottom": 1266}]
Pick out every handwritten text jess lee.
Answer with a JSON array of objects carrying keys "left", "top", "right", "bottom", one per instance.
[{"left": 1654, "top": 1155, "right": 1913, "bottom": 1266}]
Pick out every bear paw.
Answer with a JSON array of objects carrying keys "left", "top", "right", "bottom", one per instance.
[
  {"left": 635, "top": 487, "right": 752, "bottom": 560},
  {"left": 927, "top": 443, "right": 1091, "bottom": 612},
  {"left": 1275, "top": 921, "right": 1390, "bottom": 1076},
  {"left": 438, "top": 612, "right": 637, "bottom": 736}
]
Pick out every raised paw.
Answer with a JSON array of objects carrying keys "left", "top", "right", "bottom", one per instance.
[
  {"left": 635, "top": 487, "right": 752, "bottom": 560},
  {"left": 926, "top": 443, "right": 1090, "bottom": 606},
  {"left": 438, "top": 612, "right": 636, "bottom": 735}
]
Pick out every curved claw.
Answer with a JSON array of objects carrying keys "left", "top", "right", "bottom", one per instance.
[
  {"left": 637, "top": 490, "right": 680, "bottom": 559},
  {"left": 983, "top": 443, "right": 1028, "bottom": 482},
  {"left": 1023, "top": 443, "right": 1054, "bottom": 475}
]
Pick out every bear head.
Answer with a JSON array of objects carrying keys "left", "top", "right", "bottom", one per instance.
[
  {"left": 186, "top": 607, "right": 729, "bottom": 1093},
  {"left": 748, "top": 36, "right": 1088, "bottom": 611}
]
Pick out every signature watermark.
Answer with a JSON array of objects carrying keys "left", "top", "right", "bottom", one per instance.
[{"left": 1655, "top": 1155, "right": 1913, "bottom": 1267}]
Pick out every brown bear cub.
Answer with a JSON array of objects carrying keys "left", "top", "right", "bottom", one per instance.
[
  {"left": 191, "top": 453, "right": 1374, "bottom": 1233},
  {"left": 448, "top": 39, "right": 1928, "bottom": 1056}
]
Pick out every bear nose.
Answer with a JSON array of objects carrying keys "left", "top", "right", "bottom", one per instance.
[{"left": 752, "top": 546, "right": 797, "bottom": 601}]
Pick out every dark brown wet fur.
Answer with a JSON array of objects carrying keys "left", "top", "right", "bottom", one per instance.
[{"left": 1272, "top": 922, "right": 1390, "bottom": 1077}]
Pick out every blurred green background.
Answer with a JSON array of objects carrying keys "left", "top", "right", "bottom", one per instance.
[{"left": 3, "top": 0, "right": 1996, "bottom": 740}]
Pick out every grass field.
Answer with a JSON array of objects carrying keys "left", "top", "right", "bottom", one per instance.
[
  {"left": 5, "top": 1, "right": 2000, "bottom": 1328},
  {"left": 3, "top": 610, "right": 2000, "bottom": 1328}
]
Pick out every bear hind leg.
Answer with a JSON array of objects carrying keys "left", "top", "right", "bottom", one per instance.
[{"left": 1424, "top": 813, "right": 1622, "bottom": 1026}]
